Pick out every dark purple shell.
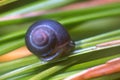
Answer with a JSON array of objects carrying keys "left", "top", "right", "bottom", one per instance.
[{"left": 25, "top": 20, "right": 74, "bottom": 61}]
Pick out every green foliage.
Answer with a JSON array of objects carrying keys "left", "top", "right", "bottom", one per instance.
[{"left": 0, "top": 1, "right": 120, "bottom": 80}]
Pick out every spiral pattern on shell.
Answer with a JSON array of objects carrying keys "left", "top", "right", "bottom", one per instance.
[{"left": 25, "top": 20, "right": 75, "bottom": 61}]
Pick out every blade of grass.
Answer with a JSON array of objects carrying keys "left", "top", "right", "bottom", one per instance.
[
  {"left": 8, "top": 73, "right": 36, "bottom": 80},
  {"left": 49, "top": 70, "right": 81, "bottom": 80},
  {"left": 46, "top": 54, "right": 120, "bottom": 80},
  {"left": 29, "top": 57, "right": 78, "bottom": 80},
  {"left": 0, "top": 55, "right": 39, "bottom": 74},
  {"left": 28, "top": 44, "right": 120, "bottom": 80},
  {"left": 65, "top": 54, "right": 120, "bottom": 72},
  {"left": 0, "top": 30, "right": 26, "bottom": 43},
  {"left": 0, "top": 0, "right": 17, "bottom": 6},
  {"left": 8, "top": 53, "right": 120, "bottom": 80},
  {"left": 0, "top": 0, "right": 74, "bottom": 17},
  {"left": 0, "top": 38, "right": 24, "bottom": 55},
  {"left": 0, "top": 22, "right": 30, "bottom": 35},
  {"left": 0, "top": 61, "right": 49, "bottom": 79},
  {"left": 77, "top": 36, "right": 120, "bottom": 48},
  {"left": 70, "top": 17, "right": 120, "bottom": 40},
  {"left": 77, "top": 29, "right": 120, "bottom": 44},
  {"left": 64, "top": 58, "right": 120, "bottom": 80},
  {"left": 44, "top": 2, "right": 120, "bottom": 20},
  {"left": 61, "top": 7, "right": 120, "bottom": 26}
]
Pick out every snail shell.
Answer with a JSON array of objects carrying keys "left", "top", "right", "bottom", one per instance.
[{"left": 25, "top": 19, "right": 75, "bottom": 61}]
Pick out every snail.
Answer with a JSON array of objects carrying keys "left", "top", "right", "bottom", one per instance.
[{"left": 25, "top": 19, "right": 75, "bottom": 61}]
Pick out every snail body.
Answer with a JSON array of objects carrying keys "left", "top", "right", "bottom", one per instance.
[{"left": 25, "top": 20, "right": 74, "bottom": 61}]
